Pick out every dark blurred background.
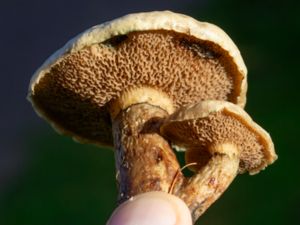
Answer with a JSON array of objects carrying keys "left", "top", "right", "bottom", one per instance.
[{"left": 0, "top": 0, "right": 299, "bottom": 224}]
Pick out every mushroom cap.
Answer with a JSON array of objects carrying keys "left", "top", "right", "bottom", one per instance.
[
  {"left": 28, "top": 11, "right": 247, "bottom": 147},
  {"left": 160, "top": 101, "right": 277, "bottom": 174}
]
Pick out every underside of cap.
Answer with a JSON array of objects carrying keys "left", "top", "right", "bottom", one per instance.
[
  {"left": 161, "top": 101, "right": 277, "bottom": 174},
  {"left": 28, "top": 11, "right": 247, "bottom": 147}
]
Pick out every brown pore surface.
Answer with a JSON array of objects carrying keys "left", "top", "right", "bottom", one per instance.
[
  {"left": 162, "top": 110, "right": 265, "bottom": 174},
  {"left": 32, "top": 30, "right": 243, "bottom": 146}
]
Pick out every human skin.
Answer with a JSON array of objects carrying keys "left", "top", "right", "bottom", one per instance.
[{"left": 106, "top": 191, "right": 192, "bottom": 225}]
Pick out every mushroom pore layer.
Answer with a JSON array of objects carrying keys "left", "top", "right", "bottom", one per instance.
[
  {"left": 163, "top": 110, "right": 266, "bottom": 173},
  {"left": 32, "top": 30, "right": 242, "bottom": 145}
]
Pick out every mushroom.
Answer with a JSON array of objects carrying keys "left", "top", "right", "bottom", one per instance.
[
  {"left": 161, "top": 100, "right": 277, "bottom": 221},
  {"left": 28, "top": 11, "right": 247, "bottom": 216}
]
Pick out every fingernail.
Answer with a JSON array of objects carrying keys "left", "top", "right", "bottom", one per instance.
[{"left": 107, "top": 191, "right": 192, "bottom": 225}]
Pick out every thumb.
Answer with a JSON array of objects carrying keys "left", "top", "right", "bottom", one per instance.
[{"left": 106, "top": 191, "right": 192, "bottom": 225}]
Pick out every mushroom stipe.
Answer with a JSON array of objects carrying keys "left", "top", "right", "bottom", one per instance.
[{"left": 28, "top": 11, "right": 277, "bottom": 224}]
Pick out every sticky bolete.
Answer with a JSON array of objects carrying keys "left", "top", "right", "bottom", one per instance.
[
  {"left": 28, "top": 11, "right": 248, "bottom": 219},
  {"left": 161, "top": 100, "right": 277, "bottom": 221}
]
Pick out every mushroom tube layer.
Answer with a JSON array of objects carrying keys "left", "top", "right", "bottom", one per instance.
[
  {"left": 28, "top": 11, "right": 247, "bottom": 147},
  {"left": 161, "top": 100, "right": 277, "bottom": 174}
]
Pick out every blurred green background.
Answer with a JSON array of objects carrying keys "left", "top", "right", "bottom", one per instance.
[{"left": 0, "top": 0, "right": 299, "bottom": 225}]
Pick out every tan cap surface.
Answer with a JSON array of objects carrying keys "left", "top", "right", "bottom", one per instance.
[
  {"left": 28, "top": 11, "right": 247, "bottom": 147},
  {"left": 161, "top": 101, "right": 277, "bottom": 174}
]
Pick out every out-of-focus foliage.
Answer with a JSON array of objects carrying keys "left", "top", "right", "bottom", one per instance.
[
  {"left": 0, "top": 133, "right": 116, "bottom": 225},
  {"left": 190, "top": 1, "right": 300, "bottom": 225}
]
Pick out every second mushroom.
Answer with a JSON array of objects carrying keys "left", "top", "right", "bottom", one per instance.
[
  {"left": 161, "top": 100, "right": 277, "bottom": 221},
  {"left": 28, "top": 11, "right": 277, "bottom": 224}
]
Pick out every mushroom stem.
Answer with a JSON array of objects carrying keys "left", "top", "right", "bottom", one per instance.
[
  {"left": 177, "top": 143, "right": 239, "bottom": 223},
  {"left": 111, "top": 103, "right": 184, "bottom": 204}
]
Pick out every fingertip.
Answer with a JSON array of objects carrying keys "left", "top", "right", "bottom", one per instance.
[{"left": 107, "top": 191, "right": 192, "bottom": 225}]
